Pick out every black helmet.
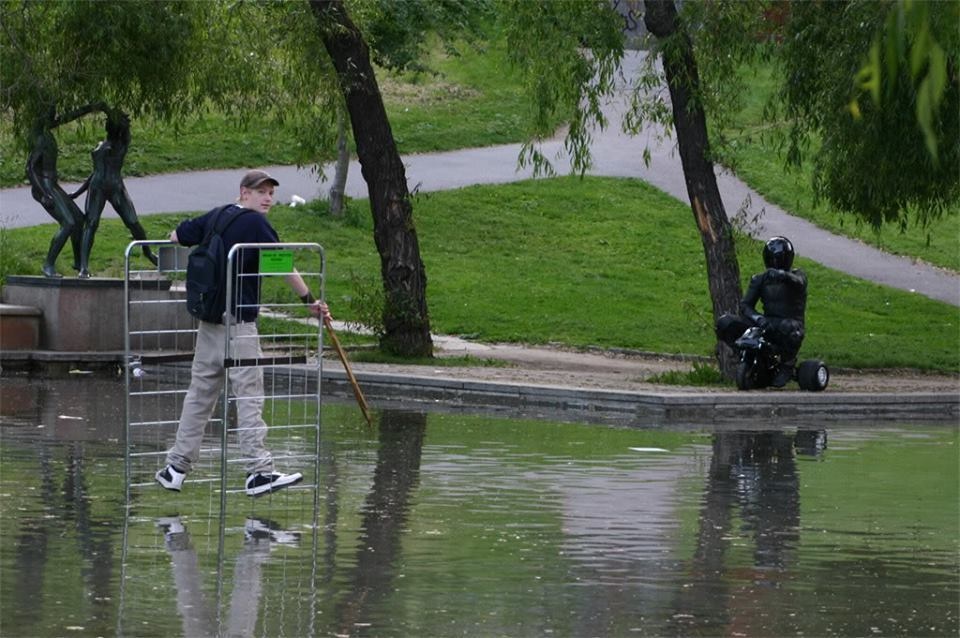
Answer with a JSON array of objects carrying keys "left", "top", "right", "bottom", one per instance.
[{"left": 763, "top": 236, "right": 794, "bottom": 270}]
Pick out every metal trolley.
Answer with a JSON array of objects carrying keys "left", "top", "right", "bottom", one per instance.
[{"left": 118, "top": 239, "right": 326, "bottom": 636}]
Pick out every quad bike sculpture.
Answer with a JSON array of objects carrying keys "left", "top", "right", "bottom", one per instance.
[{"left": 733, "top": 324, "right": 829, "bottom": 392}]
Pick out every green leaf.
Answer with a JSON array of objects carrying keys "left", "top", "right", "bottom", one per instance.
[
  {"left": 909, "top": 18, "right": 929, "bottom": 78},
  {"left": 927, "top": 42, "right": 948, "bottom": 109},
  {"left": 915, "top": 76, "right": 938, "bottom": 163},
  {"left": 866, "top": 41, "right": 882, "bottom": 104}
]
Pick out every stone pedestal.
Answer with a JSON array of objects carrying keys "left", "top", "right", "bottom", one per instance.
[
  {"left": 2, "top": 275, "right": 193, "bottom": 352},
  {"left": 0, "top": 304, "right": 42, "bottom": 350}
]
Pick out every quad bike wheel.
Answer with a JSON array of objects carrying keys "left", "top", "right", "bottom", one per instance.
[
  {"left": 736, "top": 360, "right": 758, "bottom": 391},
  {"left": 797, "top": 360, "right": 829, "bottom": 392}
]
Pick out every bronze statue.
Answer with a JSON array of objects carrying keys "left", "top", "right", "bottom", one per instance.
[
  {"left": 71, "top": 110, "right": 156, "bottom": 277},
  {"left": 26, "top": 111, "right": 84, "bottom": 278}
]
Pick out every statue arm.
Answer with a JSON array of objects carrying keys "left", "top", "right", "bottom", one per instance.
[
  {"left": 25, "top": 144, "right": 50, "bottom": 204},
  {"left": 118, "top": 117, "right": 131, "bottom": 146},
  {"left": 51, "top": 102, "right": 106, "bottom": 128},
  {"left": 739, "top": 273, "right": 766, "bottom": 325},
  {"left": 26, "top": 145, "right": 42, "bottom": 185},
  {"left": 68, "top": 175, "right": 91, "bottom": 199},
  {"left": 784, "top": 268, "right": 807, "bottom": 289}
]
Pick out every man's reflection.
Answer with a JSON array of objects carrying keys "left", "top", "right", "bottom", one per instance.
[
  {"left": 669, "top": 428, "right": 826, "bottom": 636},
  {"left": 335, "top": 409, "right": 427, "bottom": 633},
  {"left": 156, "top": 515, "right": 301, "bottom": 638},
  {"left": 153, "top": 410, "right": 428, "bottom": 636}
]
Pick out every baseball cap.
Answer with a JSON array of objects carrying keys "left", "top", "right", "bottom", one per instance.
[{"left": 240, "top": 169, "right": 279, "bottom": 189}]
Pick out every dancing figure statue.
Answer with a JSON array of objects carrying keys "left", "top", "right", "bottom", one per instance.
[
  {"left": 26, "top": 112, "right": 84, "bottom": 278},
  {"left": 71, "top": 110, "right": 156, "bottom": 277}
]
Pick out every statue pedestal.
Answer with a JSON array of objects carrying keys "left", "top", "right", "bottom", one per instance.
[
  {"left": 2, "top": 275, "right": 192, "bottom": 352},
  {"left": 0, "top": 304, "right": 42, "bottom": 350}
]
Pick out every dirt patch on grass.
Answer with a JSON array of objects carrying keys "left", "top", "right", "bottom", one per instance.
[{"left": 345, "top": 337, "right": 960, "bottom": 395}]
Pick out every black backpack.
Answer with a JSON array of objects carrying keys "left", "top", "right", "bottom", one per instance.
[{"left": 185, "top": 206, "right": 251, "bottom": 324}]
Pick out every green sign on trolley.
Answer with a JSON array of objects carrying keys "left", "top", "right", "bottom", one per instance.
[{"left": 260, "top": 249, "right": 294, "bottom": 274}]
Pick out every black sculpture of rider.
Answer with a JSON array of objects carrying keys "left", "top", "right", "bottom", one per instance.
[{"left": 716, "top": 236, "right": 807, "bottom": 387}]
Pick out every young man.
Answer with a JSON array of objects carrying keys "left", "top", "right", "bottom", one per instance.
[
  {"left": 716, "top": 236, "right": 807, "bottom": 387},
  {"left": 156, "top": 169, "right": 330, "bottom": 496}
]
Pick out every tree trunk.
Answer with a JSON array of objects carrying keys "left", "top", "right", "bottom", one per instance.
[
  {"left": 328, "top": 108, "right": 349, "bottom": 217},
  {"left": 644, "top": 0, "right": 742, "bottom": 378},
  {"left": 310, "top": 0, "right": 433, "bottom": 357}
]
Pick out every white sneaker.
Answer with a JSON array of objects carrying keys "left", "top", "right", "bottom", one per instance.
[
  {"left": 156, "top": 516, "right": 185, "bottom": 535},
  {"left": 244, "top": 518, "right": 301, "bottom": 545},
  {"left": 244, "top": 471, "right": 303, "bottom": 497},
  {"left": 155, "top": 465, "right": 186, "bottom": 491},
  {"left": 155, "top": 516, "right": 189, "bottom": 550}
]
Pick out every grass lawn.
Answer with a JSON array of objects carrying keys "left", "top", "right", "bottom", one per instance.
[
  {"left": 4, "top": 176, "right": 956, "bottom": 373},
  {"left": 2, "top": 41, "right": 953, "bottom": 274},
  {"left": 1, "top": 42, "right": 956, "bottom": 376}
]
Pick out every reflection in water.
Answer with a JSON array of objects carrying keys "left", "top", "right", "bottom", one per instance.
[
  {"left": 156, "top": 516, "right": 218, "bottom": 636},
  {"left": 11, "top": 445, "right": 54, "bottom": 629},
  {"left": 154, "top": 515, "right": 303, "bottom": 637},
  {"left": 335, "top": 410, "right": 427, "bottom": 633},
  {"left": 125, "top": 408, "right": 426, "bottom": 638},
  {"left": 1, "top": 376, "right": 956, "bottom": 637},
  {"left": 2, "top": 377, "right": 124, "bottom": 637},
  {"left": 668, "top": 430, "right": 824, "bottom": 637}
]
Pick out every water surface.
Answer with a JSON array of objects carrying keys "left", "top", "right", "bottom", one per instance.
[{"left": 1, "top": 377, "right": 957, "bottom": 637}]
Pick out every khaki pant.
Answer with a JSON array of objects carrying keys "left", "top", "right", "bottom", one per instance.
[{"left": 165, "top": 320, "right": 273, "bottom": 475}]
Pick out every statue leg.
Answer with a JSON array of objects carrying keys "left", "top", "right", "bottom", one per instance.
[
  {"left": 43, "top": 217, "right": 78, "bottom": 278},
  {"left": 130, "top": 222, "right": 158, "bottom": 265},
  {"left": 70, "top": 216, "right": 84, "bottom": 271},
  {"left": 114, "top": 189, "right": 157, "bottom": 266},
  {"left": 43, "top": 189, "right": 82, "bottom": 278},
  {"left": 58, "top": 186, "right": 83, "bottom": 270},
  {"left": 79, "top": 189, "right": 106, "bottom": 279},
  {"left": 42, "top": 228, "right": 70, "bottom": 278}
]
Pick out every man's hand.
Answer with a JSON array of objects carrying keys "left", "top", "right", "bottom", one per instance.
[
  {"left": 309, "top": 300, "right": 332, "bottom": 322},
  {"left": 300, "top": 291, "right": 331, "bottom": 322}
]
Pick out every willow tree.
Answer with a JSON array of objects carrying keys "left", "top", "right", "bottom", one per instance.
[
  {"left": 309, "top": 0, "right": 433, "bottom": 357},
  {"left": 305, "top": 0, "right": 491, "bottom": 357},
  {"left": 500, "top": 0, "right": 764, "bottom": 376},
  {"left": 646, "top": 0, "right": 756, "bottom": 376},
  {"left": 777, "top": 0, "right": 959, "bottom": 230},
  {"left": 2, "top": 0, "right": 479, "bottom": 357},
  {"left": 0, "top": 1, "right": 228, "bottom": 147}
]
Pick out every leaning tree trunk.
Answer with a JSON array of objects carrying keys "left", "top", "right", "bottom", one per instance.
[
  {"left": 310, "top": 0, "right": 433, "bottom": 357},
  {"left": 644, "top": 0, "right": 742, "bottom": 378},
  {"left": 329, "top": 108, "right": 349, "bottom": 217}
]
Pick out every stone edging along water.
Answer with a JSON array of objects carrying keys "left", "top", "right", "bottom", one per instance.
[
  {"left": 318, "top": 369, "right": 959, "bottom": 427},
  {"left": 4, "top": 352, "right": 954, "bottom": 426}
]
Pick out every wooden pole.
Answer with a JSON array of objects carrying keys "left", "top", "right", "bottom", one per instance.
[{"left": 323, "top": 316, "right": 373, "bottom": 426}]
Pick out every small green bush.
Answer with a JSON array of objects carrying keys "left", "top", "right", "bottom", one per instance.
[{"left": 648, "top": 362, "right": 729, "bottom": 387}]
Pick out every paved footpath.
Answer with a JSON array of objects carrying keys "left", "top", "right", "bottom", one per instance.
[{"left": 1, "top": 52, "right": 957, "bottom": 306}]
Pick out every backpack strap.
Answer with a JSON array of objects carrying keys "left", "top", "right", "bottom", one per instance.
[{"left": 202, "top": 205, "right": 252, "bottom": 244}]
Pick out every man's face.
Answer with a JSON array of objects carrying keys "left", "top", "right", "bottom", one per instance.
[{"left": 239, "top": 184, "right": 275, "bottom": 213}]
